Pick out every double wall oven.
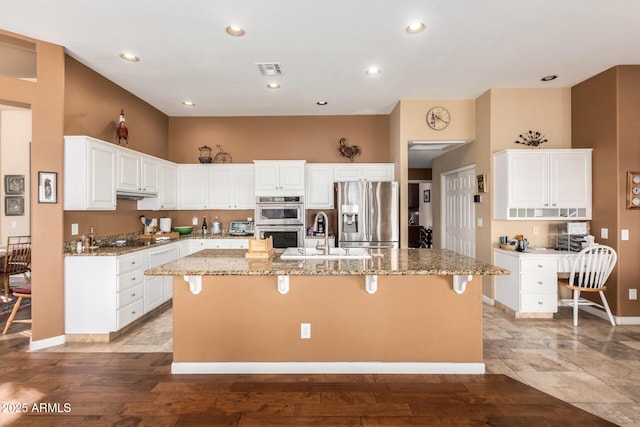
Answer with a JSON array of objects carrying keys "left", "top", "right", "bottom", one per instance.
[{"left": 254, "top": 196, "right": 305, "bottom": 248}]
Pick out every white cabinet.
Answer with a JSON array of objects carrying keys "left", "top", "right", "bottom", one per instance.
[
  {"left": 177, "top": 164, "right": 210, "bottom": 209},
  {"left": 146, "top": 243, "right": 179, "bottom": 312},
  {"left": 493, "top": 249, "right": 558, "bottom": 318},
  {"left": 116, "top": 149, "right": 159, "bottom": 196},
  {"left": 137, "top": 160, "right": 178, "bottom": 210},
  {"left": 333, "top": 163, "right": 394, "bottom": 182},
  {"left": 189, "top": 238, "right": 250, "bottom": 252},
  {"left": 493, "top": 149, "right": 592, "bottom": 220},
  {"left": 306, "top": 164, "right": 335, "bottom": 209},
  {"left": 254, "top": 160, "right": 306, "bottom": 195},
  {"left": 64, "top": 136, "right": 117, "bottom": 210},
  {"left": 209, "top": 164, "right": 255, "bottom": 209}
]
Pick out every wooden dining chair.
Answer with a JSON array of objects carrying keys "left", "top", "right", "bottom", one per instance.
[
  {"left": 558, "top": 244, "right": 617, "bottom": 327},
  {"left": 1, "top": 235, "right": 31, "bottom": 301},
  {"left": 2, "top": 286, "right": 31, "bottom": 334}
]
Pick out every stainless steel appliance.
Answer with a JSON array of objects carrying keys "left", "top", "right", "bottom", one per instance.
[
  {"left": 229, "top": 221, "right": 254, "bottom": 236},
  {"left": 254, "top": 196, "right": 305, "bottom": 248},
  {"left": 336, "top": 181, "right": 399, "bottom": 248}
]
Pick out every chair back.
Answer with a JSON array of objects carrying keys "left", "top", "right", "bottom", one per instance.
[
  {"left": 568, "top": 244, "right": 617, "bottom": 290},
  {"left": 3, "top": 235, "right": 31, "bottom": 276}
]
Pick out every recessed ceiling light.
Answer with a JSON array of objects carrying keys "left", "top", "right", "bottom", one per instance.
[
  {"left": 182, "top": 100, "right": 196, "bottom": 107},
  {"left": 541, "top": 75, "right": 558, "bottom": 81},
  {"left": 406, "top": 21, "right": 425, "bottom": 34},
  {"left": 119, "top": 52, "right": 139, "bottom": 62},
  {"left": 226, "top": 25, "right": 246, "bottom": 37},
  {"left": 267, "top": 83, "right": 280, "bottom": 89},
  {"left": 316, "top": 101, "right": 328, "bottom": 106},
  {"left": 365, "top": 67, "right": 382, "bottom": 76}
]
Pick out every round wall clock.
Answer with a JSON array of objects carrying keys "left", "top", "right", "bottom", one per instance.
[{"left": 426, "top": 106, "right": 450, "bottom": 130}]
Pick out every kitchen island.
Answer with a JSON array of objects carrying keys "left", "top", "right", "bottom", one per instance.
[{"left": 146, "top": 248, "right": 508, "bottom": 374}]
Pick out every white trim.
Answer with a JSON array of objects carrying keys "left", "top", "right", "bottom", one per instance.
[
  {"left": 580, "top": 305, "right": 640, "bottom": 325},
  {"left": 29, "top": 334, "right": 66, "bottom": 351},
  {"left": 482, "top": 294, "right": 495, "bottom": 305},
  {"left": 171, "top": 362, "right": 485, "bottom": 375}
]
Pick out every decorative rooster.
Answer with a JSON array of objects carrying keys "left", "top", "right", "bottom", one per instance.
[
  {"left": 116, "top": 109, "right": 129, "bottom": 145},
  {"left": 338, "top": 137, "right": 361, "bottom": 161}
]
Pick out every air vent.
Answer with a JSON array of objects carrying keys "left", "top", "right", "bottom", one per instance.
[{"left": 256, "top": 62, "right": 283, "bottom": 76}]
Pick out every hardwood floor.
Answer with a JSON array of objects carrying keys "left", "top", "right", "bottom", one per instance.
[{"left": 0, "top": 307, "right": 619, "bottom": 426}]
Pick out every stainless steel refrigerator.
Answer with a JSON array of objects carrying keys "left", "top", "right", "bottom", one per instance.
[{"left": 336, "top": 181, "right": 399, "bottom": 248}]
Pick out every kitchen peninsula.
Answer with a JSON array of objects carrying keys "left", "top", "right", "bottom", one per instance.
[{"left": 146, "top": 248, "right": 508, "bottom": 374}]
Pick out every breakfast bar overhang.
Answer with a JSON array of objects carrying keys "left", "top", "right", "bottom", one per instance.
[{"left": 145, "top": 248, "right": 508, "bottom": 375}]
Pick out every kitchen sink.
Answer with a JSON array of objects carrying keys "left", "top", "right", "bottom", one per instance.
[{"left": 280, "top": 247, "right": 371, "bottom": 260}]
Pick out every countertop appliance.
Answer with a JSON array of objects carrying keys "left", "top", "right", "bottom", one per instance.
[
  {"left": 254, "top": 195, "right": 305, "bottom": 248},
  {"left": 336, "top": 181, "right": 399, "bottom": 249},
  {"left": 229, "top": 221, "right": 254, "bottom": 236}
]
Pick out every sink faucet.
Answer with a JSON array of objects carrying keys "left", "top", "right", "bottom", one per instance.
[{"left": 313, "top": 211, "right": 330, "bottom": 255}]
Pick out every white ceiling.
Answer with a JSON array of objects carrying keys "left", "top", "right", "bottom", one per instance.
[{"left": 1, "top": 0, "right": 639, "bottom": 166}]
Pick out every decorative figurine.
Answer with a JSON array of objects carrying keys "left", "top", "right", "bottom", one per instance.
[
  {"left": 338, "top": 137, "right": 361, "bottom": 161},
  {"left": 515, "top": 130, "right": 547, "bottom": 147},
  {"left": 116, "top": 109, "right": 128, "bottom": 145},
  {"left": 198, "top": 145, "right": 213, "bottom": 163},
  {"left": 213, "top": 144, "right": 232, "bottom": 163}
]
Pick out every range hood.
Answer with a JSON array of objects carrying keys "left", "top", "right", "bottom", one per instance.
[{"left": 116, "top": 190, "right": 157, "bottom": 200}]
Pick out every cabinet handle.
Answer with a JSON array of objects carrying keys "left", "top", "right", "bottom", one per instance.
[
  {"left": 132, "top": 277, "right": 136, "bottom": 281},
  {"left": 538, "top": 281, "right": 543, "bottom": 285},
  {"left": 131, "top": 293, "right": 136, "bottom": 297},
  {"left": 538, "top": 301, "right": 543, "bottom": 305},
  {"left": 131, "top": 310, "right": 137, "bottom": 315},
  {"left": 131, "top": 261, "right": 136, "bottom": 265},
  {"left": 537, "top": 264, "right": 543, "bottom": 268}
]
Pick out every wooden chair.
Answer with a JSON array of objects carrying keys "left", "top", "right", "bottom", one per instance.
[
  {"left": 1, "top": 236, "right": 31, "bottom": 301},
  {"left": 558, "top": 244, "right": 617, "bottom": 327},
  {"left": 2, "top": 286, "right": 31, "bottom": 334}
]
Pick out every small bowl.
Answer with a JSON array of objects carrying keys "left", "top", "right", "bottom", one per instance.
[{"left": 173, "top": 226, "right": 194, "bottom": 235}]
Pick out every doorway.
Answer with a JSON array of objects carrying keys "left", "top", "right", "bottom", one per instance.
[{"left": 441, "top": 165, "right": 476, "bottom": 257}]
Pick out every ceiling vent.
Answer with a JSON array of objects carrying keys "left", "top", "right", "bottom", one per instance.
[{"left": 256, "top": 62, "right": 283, "bottom": 76}]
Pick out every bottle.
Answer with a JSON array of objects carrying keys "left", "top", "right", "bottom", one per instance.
[
  {"left": 317, "top": 216, "right": 325, "bottom": 235},
  {"left": 80, "top": 235, "right": 86, "bottom": 251},
  {"left": 212, "top": 217, "right": 221, "bottom": 234},
  {"left": 89, "top": 226, "right": 96, "bottom": 247},
  {"left": 202, "top": 217, "right": 208, "bottom": 235}
]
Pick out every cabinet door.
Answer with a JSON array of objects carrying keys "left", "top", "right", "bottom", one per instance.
[
  {"left": 334, "top": 165, "right": 361, "bottom": 181},
  {"left": 549, "top": 151, "right": 591, "bottom": 208},
  {"left": 209, "top": 165, "right": 233, "bottom": 209},
  {"left": 88, "top": 141, "right": 117, "bottom": 209},
  {"left": 233, "top": 165, "right": 255, "bottom": 209},
  {"left": 159, "top": 162, "right": 177, "bottom": 209},
  {"left": 178, "top": 165, "right": 209, "bottom": 209},
  {"left": 507, "top": 151, "right": 549, "bottom": 207},
  {"left": 144, "top": 276, "right": 165, "bottom": 313},
  {"left": 140, "top": 155, "right": 159, "bottom": 194},
  {"left": 279, "top": 162, "right": 305, "bottom": 191},
  {"left": 117, "top": 150, "right": 141, "bottom": 192},
  {"left": 306, "top": 164, "right": 334, "bottom": 209},
  {"left": 254, "top": 162, "right": 280, "bottom": 191},
  {"left": 363, "top": 164, "right": 394, "bottom": 181}
]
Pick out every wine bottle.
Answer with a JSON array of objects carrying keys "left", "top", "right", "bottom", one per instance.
[{"left": 202, "top": 217, "right": 208, "bottom": 235}]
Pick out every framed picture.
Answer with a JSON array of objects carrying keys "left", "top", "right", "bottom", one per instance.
[
  {"left": 476, "top": 174, "right": 487, "bottom": 193},
  {"left": 5, "top": 175, "right": 24, "bottom": 194},
  {"left": 5, "top": 196, "right": 24, "bottom": 216},
  {"left": 38, "top": 171, "right": 58, "bottom": 204},
  {"left": 423, "top": 189, "right": 431, "bottom": 203}
]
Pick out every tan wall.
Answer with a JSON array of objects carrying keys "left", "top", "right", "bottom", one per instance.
[
  {"left": 173, "top": 274, "right": 483, "bottom": 363},
  {"left": 572, "top": 66, "right": 640, "bottom": 316},
  {"left": 0, "top": 29, "right": 65, "bottom": 342}
]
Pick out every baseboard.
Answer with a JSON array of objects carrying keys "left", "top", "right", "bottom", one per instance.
[
  {"left": 29, "top": 334, "right": 66, "bottom": 351},
  {"left": 482, "top": 295, "right": 495, "bottom": 305},
  {"left": 171, "top": 362, "right": 486, "bottom": 375},
  {"left": 580, "top": 305, "right": 640, "bottom": 325}
]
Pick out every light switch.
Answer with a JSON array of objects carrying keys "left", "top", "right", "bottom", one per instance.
[
  {"left": 71, "top": 223, "right": 79, "bottom": 235},
  {"left": 622, "top": 229, "right": 630, "bottom": 241},
  {"left": 477, "top": 218, "right": 483, "bottom": 227},
  {"left": 601, "top": 228, "right": 608, "bottom": 239}
]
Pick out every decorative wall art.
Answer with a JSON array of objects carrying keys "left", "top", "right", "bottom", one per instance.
[
  {"left": 476, "top": 174, "right": 487, "bottom": 193},
  {"left": 338, "top": 137, "right": 361, "bottom": 161},
  {"left": 5, "top": 196, "right": 24, "bottom": 216},
  {"left": 515, "top": 130, "right": 547, "bottom": 147},
  {"left": 4, "top": 175, "right": 24, "bottom": 195},
  {"left": 423, "top": 189, "right": 431, "bottom": 203},
  {"left": 38, "top": 171, "right": 58, "bottom": 204}
]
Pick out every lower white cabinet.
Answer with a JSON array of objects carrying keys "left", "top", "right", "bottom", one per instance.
[
  {"left": 188, "top": 238, "right": 249, "bottom": 253},
  {"left": 493, "top": 249, "right": 558, "bottom": 317}
]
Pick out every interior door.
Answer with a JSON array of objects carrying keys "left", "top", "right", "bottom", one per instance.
[{"left": 442, "top": 166, "right": 476, "bottom": 257}]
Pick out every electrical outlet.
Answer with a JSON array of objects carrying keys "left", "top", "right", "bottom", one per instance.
[
  {"left": 477, "top": 218, "right": 483, "bottom": 227},
  {"left": 630, "top": 289, "right": 638, "bottom": 300},
  {"left": 300, "top": 323, "right": 311, "bottom": 339},
  {"left": 11, "top": 221, "right": 17, "bottom": 229},
  {"left": 601, "top": 228, "right": 608, "bottom": 239},
  {"left": 533, "top": 226, "right": 539, "bottom": 236},
  {"left": 71, "top": 223, "right": 79, "bottom": 235},
  {"left": 622, "top": 229, "right": 630, "bottom": 241}
]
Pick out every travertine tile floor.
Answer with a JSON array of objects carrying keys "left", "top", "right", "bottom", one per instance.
[{"left": 26, "top": 303, "right": 640, "bottom": 426}]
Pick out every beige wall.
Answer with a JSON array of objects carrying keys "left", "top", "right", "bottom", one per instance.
[{"left": 1, "top": 109, "right": 31, "bottom": 242}]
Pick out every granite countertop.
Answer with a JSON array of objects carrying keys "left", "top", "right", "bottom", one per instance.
[
  {"left": 64, "top": 232, "right": 251, "bottom": 257},
  {"left": 145, "top": 248, "right": 510, "bottom": 277}
]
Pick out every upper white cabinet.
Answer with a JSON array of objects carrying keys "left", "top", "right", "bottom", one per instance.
[
  {"left": 116, "top": 149, "right": 159, "bottom": 196},
  {"left": 306, "top": 164, "right": 335, "bottom": 209},
  {"left": 254, "top": 160, "right": 306, "bottom": 195},
  {"left": 137, "top": 160, "right": 178, "bottom": 210},
  {"left": 209, "top": 164, "right": 255, "bottom": 209},
  {"left": 177, "top": 164, "right": 210, "bottom": 209},
  {"left": 494, "top": 149, "right": 592, "bottom": 220},
  {"left": 333, "top": 163, "right": 394, "bottom": 182},
  {"left": 64, "top": 136, "right": 117, "bottom": 210}
]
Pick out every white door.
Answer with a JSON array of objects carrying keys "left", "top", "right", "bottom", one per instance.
[{"left": 442, "top": 166, "right": 475, "bottom": 257}]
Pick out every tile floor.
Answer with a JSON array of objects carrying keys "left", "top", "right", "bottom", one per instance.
[{"left": 11, "top": 302, "right": 640, "bottom": 426}]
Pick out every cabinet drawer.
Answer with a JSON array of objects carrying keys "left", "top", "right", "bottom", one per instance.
[
  {"left": 117, "top": 252, "right": 146, "bottom": 274},
  {"left": 520, "top": 258, "right": 557, "bottom": 273},
  {"left": 117, "top": 283, "right": 143, "bottom": 309},
  {"left": 117, "top": 268, "right": 145, "bottom": 291},
  {"left": 117, "top": 298, "right": 144, "bottom": 330},
  {"left": 228, "top": 239, "right": 249, "bottom": 249},
  {"left": 520, "top": 273, "right": 557, "bottom": 292},
  {"left": 520, "top": 292, "right": 558, "bottom": 312}
]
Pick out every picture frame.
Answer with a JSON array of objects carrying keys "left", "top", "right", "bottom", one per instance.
[
  {"left": 476, "top": 174, "right": 487, "bottom": 193},
  {"left": 4, "top": 174, "right": 24, "bottom": 194},
  {"left": 5, "top": 196, "right": 24, "bottom": 216},
  {"left": 38, "top": 171, "right": 58, "bottom": 204},
  {"left": 423, "top": 189, "right": 431, "bottom": 203}
]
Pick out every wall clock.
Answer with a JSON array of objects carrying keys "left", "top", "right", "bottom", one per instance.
[
  {"left": 426, "top": 106, "right": 450, "bottom": 130},
  {"left": 627, "top": 172, "right": 640, "bottom": 209}
]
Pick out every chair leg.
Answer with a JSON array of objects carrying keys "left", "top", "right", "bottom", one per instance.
[
  {"left": 599, "top": 291, "right": 616, "bottom": 326},
  {"left": 2, "top": 295, "right": 23, "bottom": 334},
  {"left": 2, "top": 276, "right": 9, "bottom": 301},
  {"left": 573, "top": 290, "right": 580, "bottom": 327}
]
